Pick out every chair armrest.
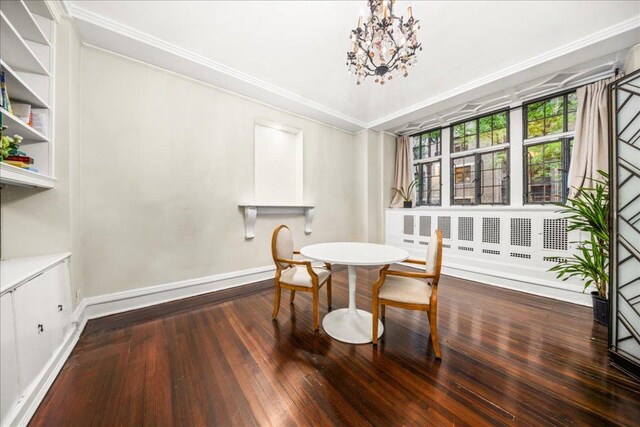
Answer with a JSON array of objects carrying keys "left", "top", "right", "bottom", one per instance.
[
  {"left": 403, "top": 258, "right": 426, "bottom": 265},
  {"left": 276, "top": 258, "right": 312, "bottom": 267},
  {"left": 384, "top": 269, "right": 435, "bottom": 279}
]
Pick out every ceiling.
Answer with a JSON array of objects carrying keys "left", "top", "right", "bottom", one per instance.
[{"left": 65, "top": 1, "right": 640, "bottom": 132}]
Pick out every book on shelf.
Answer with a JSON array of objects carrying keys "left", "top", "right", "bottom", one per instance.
[
  {"left": 5, "top": 155, "right": 33, "bottom": 164},
  {"left": 31, "top": 109, "right": 48, "bottom": 135},
  {"left": 12, "top": 103, "right": 31, "bottom": 124},
  {"left": 4, "top": 160, "right": 29, "bottom": 168},
  {"left": 0, "top": 72, "right": 12, "bottom": 114}
]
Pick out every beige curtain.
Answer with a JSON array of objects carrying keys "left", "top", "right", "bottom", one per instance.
[
  {"left": 389, "top": 135, "right": 414, "bottom": 207},
  {"left": 568, "top": 77, "right": 615, "bottom": 198}
]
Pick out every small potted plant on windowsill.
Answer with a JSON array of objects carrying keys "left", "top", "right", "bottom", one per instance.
[
  {"left": 392, "top": 180, "right": 417, "bottom": 208},
  {"left": 549, "top": 170, "right": 609, "bottom": 326}
]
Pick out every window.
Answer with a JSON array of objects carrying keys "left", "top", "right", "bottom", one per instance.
[
  {"left": 450, "top": 110, "right": 510, "bottom": 205},
  {"left": 452, "top": 111, "right": 508, "bottom": 153},
  {"left": 524, "top": 91, "right": 577, "bottom": 139},
  {"left": 523, "top": 90, "right": 577, "bottom": 204},
  {"left": 452, "top": 156, "right": 476, "bottom": 205},
  {"left": 414, "top": 161, "right": 441, "bottom": 206},
  {"left": 525, "top": 139, "right": 572, "bottom": 203},
  {"left": 412, "top": 129, "right": 441, "bottom": 160},
  {"left": 412, "top": 128, "right": 442, "bottom": 206}
]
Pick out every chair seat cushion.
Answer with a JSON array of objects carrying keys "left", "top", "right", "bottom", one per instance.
[
  {"left": 280, "top": 265, "right": 330, "bottom": 288},
  {"left": 378, "top": 275, "right": 432, "bottom": 305}
]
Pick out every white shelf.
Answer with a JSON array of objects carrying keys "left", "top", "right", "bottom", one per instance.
[
  {"left": 0, "top": 0, "right": 49, "bottom": 45},
  {"left": 0, "top": 60, "right": 49, "bottom": 108},
  {"left": 1, "top": 108, "right": 48, "bottom": 142},
  {"left": 239, "top": 204, "right": 316, "bottom": 239},
  {"left": 0, "top": 10, "right": 49, "bottom": 75},
  {"left": 23, "top": 0, "right": 53, "bottom": 21},
  {"left": 0, "top": 162, "right": 55, "bottom": 188},
  {"left": 0, "top": 252, "right": 70, "bottom": 295}
]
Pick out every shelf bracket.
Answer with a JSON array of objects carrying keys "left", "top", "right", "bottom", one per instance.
[{"left": 239, "top": 204, "right": 315, "bottom": 240}]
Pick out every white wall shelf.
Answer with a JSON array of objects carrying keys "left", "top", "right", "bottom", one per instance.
[
  {"left": 0, "top": 60, "right": 49, "bottom": 108},
  {"left": 239, "top": 204, "right": 315, "bottom": 239},
  {"left": 0, "top": 1, "right": 55, "bottom": 189},
  {"left": 0, "top": 0, "right": 49, "bottom": 46},
  {"left": 0, "top": 162, "right": 55, "bottom": 188},
  {"left": 0, "top": 11, "right": 49, "bottom": 75},
  {"left": 1, "top": 108, "right": 48, "bottom": 142}
]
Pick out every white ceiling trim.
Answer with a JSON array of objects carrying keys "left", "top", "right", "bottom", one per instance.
[
  {"left": 66, "top": 3, "right": 368, "bottom": 133},
  {"left": 368, "top": 15, "right": 640, "bottom": 131},
  {"left": 393, "top": 56, "right": 623, "bottom": 135},
  {"left": 64, "top": 2, "right": 639, "bottom": 134}
]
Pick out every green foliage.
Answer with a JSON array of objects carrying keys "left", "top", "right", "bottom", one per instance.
[
  {"left": 0, "top": 126, "right": 23, "bottom": 161},
  {"left": 549, "top": 170, "right": 609, "bottom": 299},
  {"left": 392, "top": 179, "right": 417, "bottom": 202}
]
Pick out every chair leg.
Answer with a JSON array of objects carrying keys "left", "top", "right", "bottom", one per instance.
[
  {"left": 312, "top": 289, "right": 320, "bottom": 331},
  {"left": 326, "top": 276, "right": 332, "bottom": 309},
  {"left": 289, "top": 290, "right": 296, "bottom": 305},
  {"left": 272, "top": 282, "right": 281, "bottom": 320},
  {"left": 428, "top": 308, "right": 441, "bottom": 359},
  {"left": 372, "top": 297, "right": 379, "bottom": 344},
  {"left": 381, "top": 304, "right": 385, "bottom": 318}
]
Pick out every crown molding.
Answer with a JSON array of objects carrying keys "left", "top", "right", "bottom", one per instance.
[
  {"left": 368, "top": 15, "right": 640, "bottom": 131},
  {"left": 66, "top": 3, "right": 368, "bottom": 133},
  {"left": 63, "top": 2, "right": 639, "bottom": 134}
]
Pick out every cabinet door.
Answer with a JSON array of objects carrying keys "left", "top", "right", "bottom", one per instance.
[
  {"left": 0, "top": 293, "right": 19, "bottom": 425},
  {"left": 13, "top": 272, "right": 54, "bottom": 392},
  {"left": 48, "top": 262, "right": 72, "bottom": 352}
]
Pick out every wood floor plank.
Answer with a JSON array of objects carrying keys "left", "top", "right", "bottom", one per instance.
[{"left": 29, "top": 268, "right": 640, "bottom": 426}]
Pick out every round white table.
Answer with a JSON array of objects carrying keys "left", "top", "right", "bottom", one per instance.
[{"left": 300, "top": 242, "right": 409, "bottom": 344}]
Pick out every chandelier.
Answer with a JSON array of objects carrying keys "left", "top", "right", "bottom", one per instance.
[{"left": 347, "top": 0, "right": 421, "bottom": 85}]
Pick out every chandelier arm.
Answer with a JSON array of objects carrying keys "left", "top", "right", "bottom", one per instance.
[{"left": 355, "top": 34, "right": 380, "bottom": 71}]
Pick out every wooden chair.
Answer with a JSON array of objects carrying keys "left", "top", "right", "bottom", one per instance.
[
  {"left": 372, "top": 230, "right": 443, "bottom": 358},
  {"left": 271, "top": 225, "right": 332, "bottom": 331}
]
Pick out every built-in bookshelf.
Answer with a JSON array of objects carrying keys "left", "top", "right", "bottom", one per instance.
[{"left": 0, "top": 1, "right": 55, "bottom": 188}]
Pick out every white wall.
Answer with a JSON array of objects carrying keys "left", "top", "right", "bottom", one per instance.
[
  {"left": 79, "top": 47, "right": 363, "bottom": 297},
  {"left": 354, "top": 130, "right": 396, "bottom": 244}
]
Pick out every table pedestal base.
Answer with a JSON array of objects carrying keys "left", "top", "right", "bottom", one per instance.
[{"left": 322, "top": 308, "right": 384, "bottom": 344}]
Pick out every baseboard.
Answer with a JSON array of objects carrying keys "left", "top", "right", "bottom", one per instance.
[
  {"left": 80, "top": 264, "right": 276, "bottom": 321},
  {"left": 400, "top": 261, "right": 592, "bottom": 306},
  {"left": 5, "top": 264, "right": 276, "bottom": 427}
]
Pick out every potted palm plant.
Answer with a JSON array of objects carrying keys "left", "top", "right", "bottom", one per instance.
[
  {"left": 549, "top": 170, "right": 609, "bottom": 325},
  {"left": 392, "top": 180, "right": 417, "bottom": 208}
]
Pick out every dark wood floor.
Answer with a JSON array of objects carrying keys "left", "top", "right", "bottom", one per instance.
[{"left": 31, "top": 267, "right": 640, "bottom": 426}]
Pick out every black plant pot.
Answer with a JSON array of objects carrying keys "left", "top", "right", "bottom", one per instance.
[
  {"left": 591, "top": 291, "right": 609, "bottom": 326},
  {"left": 403, "top": 201, "right": 412, "bottom": 208}
]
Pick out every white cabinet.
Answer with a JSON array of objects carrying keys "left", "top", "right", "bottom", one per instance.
[
  {"left": 0, "top": 254, "right": 72, "bottom": 427},
  {"left": 0, "top": 294, "right": 19, "bottom": 424},
  {"left": 13, "top": 270, "right": 56, "bottom": 392}
]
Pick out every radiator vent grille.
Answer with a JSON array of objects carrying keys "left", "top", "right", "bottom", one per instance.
[
  {"left": 403, "top": 215, "right": 414, "bottom": 235},
  {"left": 510, "top": 252, "right": 531, "bottom": 259},
  {"left": 544, "top": 256, "right": 568, "bottom": 263},
  {"left": 482, "top": 218, "right": 501, "bottom": 244},
  {"left": 511, "top": 218, "right": 532, "bottom": 247},
  {"left": 419, "top": 216, "right": 431, "bottom": 237},
  {"left": 458, "top": 217, "right": 474, "bottom": 241},
  {"left": 543, "top": 219, "right": 568, "bottom": 251},
  {"left": 438, "top": 216, "right": 451, "bottom": 239},
  {"left": 458, "top": 246, "right": 474, "bottom": 252},
  {"left": 483, "top": 249, "right": 500, "bottom": 255}
]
